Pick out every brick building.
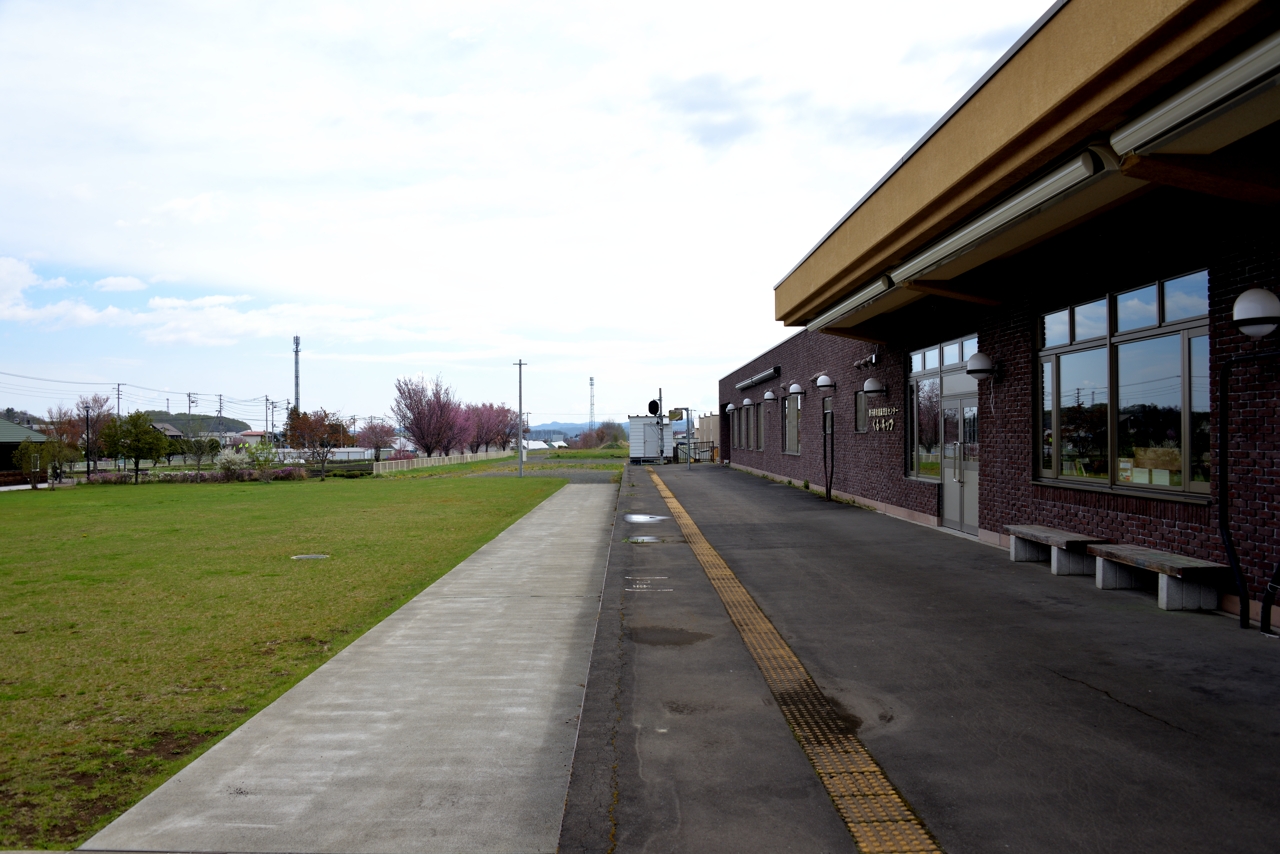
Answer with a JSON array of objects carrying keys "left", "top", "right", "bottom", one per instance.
[{"left": 720, "top": 0, "right": 1280, "bottom": 625}]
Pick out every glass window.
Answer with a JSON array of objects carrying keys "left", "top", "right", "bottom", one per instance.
[
  {"left": 1059, "top": 348, "right": 1108, "bottom": 479},
  {"left": 855, "top": 391, "right": 868, "bottom": 432},
  {"left": 1039, "top": 275, "right": 1208, "bottom": 493},
  {"left": 1073, "top": 299, "right": 1108, "bottom": 341},
  {"left": 962, "top": 337, "right": 978, "bottom": 361},
  {"left": 1043, "top": 310, "right": 1069, "bottom": 347},
  {"left": 1189, "top": 335, "right": 1210, "bottom": 486},
  {"left": 914, "top": 378, "right": 941, "bottom": 477},
  {"left": 1164, "top": 270, "right": 1209, "bottom": 321},
  {"left": 924, "top": 347, "right": 940, "bottom": 370},
  {"left": 943, "top": 342, "right": 961, "bottom": 365},
  {"left": 822, "top": 397, "right": 833, "bottom": 435},
  {"left": 745, "top": 406, "right": 754, "bottom": 450},
  {"left": 1116, "top": 334, "right": 1181, "bottom": 487},
  {"left": 911, "top": 351, "right": 924, "bottom": 373},
  {"left": 1040, "top": 360, "right": 1054, "bottom": 473},
  {"left": 963, "top": 405, "right": 979, "bottom": 463},
  {"left": 756, "top": 403, "right": 763, "bottom": 450},
  {"left": 785, "top": 394, "right": 801, "bottom": 454},
  {"left": 1116, "top": 285, "right": 1158, "bottom": 332}
]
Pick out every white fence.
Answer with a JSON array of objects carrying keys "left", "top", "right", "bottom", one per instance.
[{"left": 373, "top": 449, "right": 514, "bottom": 475}]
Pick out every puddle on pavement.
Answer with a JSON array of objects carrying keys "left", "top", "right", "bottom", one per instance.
[
  {"left": 624, "top": 513, "right": 670, "bottom": 523},
  {"left": 629, "top": 626, "right": 713, "bottom": 646}
]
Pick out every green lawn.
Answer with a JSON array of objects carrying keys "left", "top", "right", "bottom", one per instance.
[
  {"left": 541, "top": 448, "right": 630, "bottom": 459},
  {"left": 0, "top": 475, "right": 563, "bottom": 849}
]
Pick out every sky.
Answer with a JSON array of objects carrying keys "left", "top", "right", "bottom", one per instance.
[{"left": 0, "top": 0, "right": 1052, "bottom": 431}]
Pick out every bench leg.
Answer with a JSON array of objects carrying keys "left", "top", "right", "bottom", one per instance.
[
  {"left": 1096, "top": 557, "right": 1139, "bottom": 590},
  {"left": 1051, "top": 548, "right": 1094, "bottom": 576},
  {"left": 1010, "top": 536, "right": 1050, "bottom": 562},
  {"left": 1158, "top": 575, "right": 1218, "bottom": 611}
]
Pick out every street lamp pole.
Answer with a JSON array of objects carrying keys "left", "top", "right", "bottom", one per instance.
[{"left": 515, "top": 360, "right": 526, "bottom": 478}]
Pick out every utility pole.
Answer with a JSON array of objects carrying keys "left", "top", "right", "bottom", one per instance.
[
  {"left": 264, "top": 397, "right": 269, "bottom": 436},
  {"left": 686, "top": 407, "right": 693, "bottom": 470},
  {"left": 187, "top": 393, "right": 197, "bottom": 439},
  {"left": 514, "top": 360, "right": 526, "bottom": 478},
  {"left": 589, "top": 377, "right": 595, "bottom": 434},
  {"left": 658, "top": 387, "right": 664, "bottom": 463},
  {"left": 116, "top": 383, "right": 121, "bottom": 417},
  {"left": 217, "top": 394, "right": 223, "bottom": 437},
  {"left": 294, "top": 336, "right": 301, "bottom": 413}
]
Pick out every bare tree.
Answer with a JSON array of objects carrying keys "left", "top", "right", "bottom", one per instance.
[
  {"left": 76, "top": 393, "right": 113, "bottom": 473},
  {"left": 356, "top": 418, "right": 397, "bottom": 462}
]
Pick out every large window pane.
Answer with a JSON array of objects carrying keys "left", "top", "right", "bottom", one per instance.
[
  {"left": 1043, "top": 310, "right": 1069, "bottom": 347},
  {"left": 785, "top": 394, "right": 801, "bottom": 454},
  {"left": 914, "top": 378, "right": 940, "bottom": 477},
  {"left": 1164, "top": 271, "right": 1209, "bottom": 321},
  {"left": 1074, "top": 299, "right": 1107, "bottom": 340},
  {"left": 1117, "top": 334, "right": 1182, "bottom": 486},
  {"left": 1041, "top": 360, "right": 1054, "bottom": 472},
  {"left": 1116, "top": 285, "right": 1158, "bottom": 332},
  {"left": 1190, "top": 335, "right": 1210, "bottom": 483},
  {"left": 1059, "top": 348, "right": 1108, "bottom": 479}
]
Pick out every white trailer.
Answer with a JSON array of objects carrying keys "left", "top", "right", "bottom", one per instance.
[{"left": 628, "top": 415, "right": 672, "bottom": 464}]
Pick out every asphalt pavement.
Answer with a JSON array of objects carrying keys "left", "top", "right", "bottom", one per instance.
[{"left": 574, "top": 464, "right": 1280, "bottom": 853}]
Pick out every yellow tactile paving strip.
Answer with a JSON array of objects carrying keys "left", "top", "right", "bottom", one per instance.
[{"left": 648, "top": 469, "right": 942, "bottom": 854}]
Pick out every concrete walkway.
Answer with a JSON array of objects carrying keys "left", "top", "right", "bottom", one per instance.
[{"left": 83, "top": 483, "right": 616, "bottom": 854}]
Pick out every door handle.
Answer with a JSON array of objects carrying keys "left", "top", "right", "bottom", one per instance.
[{"left": 952, "top": 441, "right": 961, "bottom": 483}]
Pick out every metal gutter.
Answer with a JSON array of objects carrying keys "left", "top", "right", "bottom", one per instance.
[{"left": 772, "top": 0, "right": 1073, "bottom": 291}]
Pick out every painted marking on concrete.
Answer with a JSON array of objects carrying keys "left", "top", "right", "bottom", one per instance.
[{"left": 648, "top": 468, "right": 943, "bottom": 854}]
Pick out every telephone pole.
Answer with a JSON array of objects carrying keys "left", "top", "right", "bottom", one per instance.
[
  {"left": 589, "top": 377, "right": 595, "bottom": 434},
  {"left": 514, "top": 360, "right": 526, "bottom": 478}
]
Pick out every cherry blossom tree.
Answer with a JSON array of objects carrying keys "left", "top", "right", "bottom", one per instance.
[
  {"left": 392, "top": 375, "right": 463, "bottom": 457},
  {"left": 356, "top": 418, "right": 397, "bottom": 462},
  {"left": 284, "top": 408, "right": 356, "bottom": 480}
]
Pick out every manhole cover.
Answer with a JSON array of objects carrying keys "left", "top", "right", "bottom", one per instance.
[
  {"left": 291, "top": 554, "right": 329, "bottom": 560},
  {"left": 628, "top": 536, "right": 662, "bottom": 543},
  {"left": 624, "top": 514, "right": 669, "bottom": 524}
]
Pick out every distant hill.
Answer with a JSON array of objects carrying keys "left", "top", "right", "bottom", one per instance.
[
  {"left": 531, "top": 417, "right": 690, "bottom": 438},
  {"left": 141, "top": 411, "right": 253, "bottom": 435}
]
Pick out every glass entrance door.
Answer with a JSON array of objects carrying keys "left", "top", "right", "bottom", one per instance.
[{"left": 941, "top": 396, "right": 980, "bottom": 534}]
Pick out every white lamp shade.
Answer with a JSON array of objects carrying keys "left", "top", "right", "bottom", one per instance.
[
  {"left": 763, "top": 390, "right": 776, "bottom": 400},
  {"left": 966, "top": 352, "right": 995, "bottom": 377},
  {"left": 1233, "top": 287, "right": 1280, "bottom": 338},
  {"left": 742, "top": 398, "right": 753, "bottom": 406},
  {"left": 788, "top": 383, "right": 805, "bottom": 394},
  {"left": 725, "top": 404, "right": 735, "bottom": 411},
  {"left": 863, "top": 378, "right": 886, "bottom": 394},
  {"left": 816, "top": 375, "right": 835, "bottom": 389}
]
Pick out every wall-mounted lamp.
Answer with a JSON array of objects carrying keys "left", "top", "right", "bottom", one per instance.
[
  {"left": 816, "top": 375, "right": 835, "bottom": 390},
  {"left": 863, "top": 378, "right": 887, "bottom": 395},
  {"left": 966, "top": 352, "right": 996, "bottom": 379},
  {"left": 742, "top": 398, "right": 753, "bottom": 406},
  {"left": 725, "top": 403, "right": 735, "bottom": 412},
  {"left": 1233, "top": 287, "right": 1280, "bottom": 338},
  {"left": 788, "top": 383, "right": 805, "bottom": 395},
  {"left": 763, "top": 390, "right": 776, "bottom": 401}
]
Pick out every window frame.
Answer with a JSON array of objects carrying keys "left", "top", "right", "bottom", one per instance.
[
  {"left": 1036, "top": 270, "right": 1210, "bottom": 496},
  {"left": 908, "top": 335, "right": 977, "bottom": 480}
]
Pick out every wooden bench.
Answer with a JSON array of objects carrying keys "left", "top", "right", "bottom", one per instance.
[
  {"left": 1086, "top": 544, "right": 1226, "bottom": 611},
  {"left": 1005, "top": 525, "right": 1111, "bottom": 576}
]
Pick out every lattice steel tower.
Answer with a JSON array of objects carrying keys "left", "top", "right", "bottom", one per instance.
[{"left": 293, "top": 336, "right": 301, "bottom": 412}]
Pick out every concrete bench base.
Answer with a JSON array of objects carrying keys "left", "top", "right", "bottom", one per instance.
[
  {"left": 1096, "top": 558, "right": 1140, "bottom": 590},
  {"left": 1007, "top": 525, "right": 1110, "bottom": 577},
  {"left": 1158, "top": 574, "right": 1218, "bottom": 611}
]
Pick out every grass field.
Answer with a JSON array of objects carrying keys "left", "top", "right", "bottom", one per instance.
[
  {"left": 0, "top": 475, "right": 563, "bottom": 849},
  {"left": 542, "top": 448, "right": 629, "bottom": 459}
]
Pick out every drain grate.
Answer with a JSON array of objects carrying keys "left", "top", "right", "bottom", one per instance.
[{"left": 648, "top": 469, "right": 942, "bottom": 854}]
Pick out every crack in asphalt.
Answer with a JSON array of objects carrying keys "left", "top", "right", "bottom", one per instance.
[{"left": 1044, "top": 668, "right": 1195, "bottom": 735}]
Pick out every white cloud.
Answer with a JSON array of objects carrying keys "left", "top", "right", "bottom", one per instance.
[
  {"left": 94, "top": 275, "right": 147, "bottom": 292},
  {"left": 0, "top": 0, "right": 1053, "bottom": 418}
]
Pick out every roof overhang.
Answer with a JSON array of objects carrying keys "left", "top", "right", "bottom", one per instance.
[{"left": 777, "top": 0, "right": 1280, "bottom": 334}]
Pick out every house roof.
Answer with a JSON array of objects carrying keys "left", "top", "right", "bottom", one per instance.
[
  {"left": 152, "top": 422, "right": 185, "bottom": 438},
  {"left": 0, "top": 420, "right": 48, "bottom": 443}
]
